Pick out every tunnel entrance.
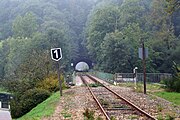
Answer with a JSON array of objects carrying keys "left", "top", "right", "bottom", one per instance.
[
  {"left": 75, "top": 62, "right": 89, "bottom": 72},
  {"left": 71, "top": 58, "right": 93, "bottom": 72}
]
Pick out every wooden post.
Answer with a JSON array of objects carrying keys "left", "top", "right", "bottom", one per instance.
[
  {"left": 57, "top": 62, "right": 62, "bottom": 96},
  {"left": 142, "top": 41, "right": 147, "bottom": 94}
]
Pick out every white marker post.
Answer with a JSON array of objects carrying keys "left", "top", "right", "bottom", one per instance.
[
  {"left": 51, "top": 48, "right": 63, "bottom": 96},
  {"left": 133, "top": 67, "right": 138, "bottom": 89},
  {"left": 0, "top": 101, "right": 1, "bottom": 108}
]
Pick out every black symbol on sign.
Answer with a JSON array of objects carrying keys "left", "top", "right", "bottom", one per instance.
[{"left": 51, "top": 48, "right": 62, "bottom": 61}]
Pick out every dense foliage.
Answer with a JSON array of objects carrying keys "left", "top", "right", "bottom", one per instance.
[
  {"left": 0, "top": 0, "right": 179, "bottom": 118},
  {"left": 85, "top": 0, "right": 180, "bottom": 73},
  {"left": 0, "top": 0, "right": 95, "bottom": 80},
  {"left": 11, "top": 88, "right": 51, "bottom": 118},
  {"left": 0, "top": 0, "right": 96, "bottom": 118}
]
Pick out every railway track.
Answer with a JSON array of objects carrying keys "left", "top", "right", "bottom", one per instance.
[{"left": 80, "top": 74, "right": 157, "bottom": 120}]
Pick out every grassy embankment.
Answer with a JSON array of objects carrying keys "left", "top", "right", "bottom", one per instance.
[
  {"left": 16, "top": 92, "right": 60, "bottom": 120},
  {"left": 118, "top": 82, "right": 180, "bottom": 105},
  {"left": 146, "top": 84, "right": 180, "bottom": 106},
  {"left": 154, "top": 92, "right": 180, "bottom": 105}
]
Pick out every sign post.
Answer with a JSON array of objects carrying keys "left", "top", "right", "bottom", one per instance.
[
  {"left": 139, "top": 41, "right": 148, "bottom": 94},
  {"left": 142, "top": 42, "right": 147, "bottom": 94},
  {"left": 51, "top": 48, "right": 63, "bottom": 96}
]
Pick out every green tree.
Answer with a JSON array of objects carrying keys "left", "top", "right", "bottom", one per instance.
[
  {"left": 3, "top": 37, "right": 32, "bottom": 79},
  {"left": 86, "top": 4, "right": 120, "bottom": 60},
  {"left": 166, "top": 0, "right": 180, "bottom": 14},
  {"left": 86, "top": 0, "right": 151, "bottom": 72},
  {"left": 100, "top": 31, "right": 130, "bottom": 73},
  {"left": 12, "top": 12, "right": 38, "bottom": 38},
  {"left": 0, "top": 41, "right": 8, "bottom": 79}
]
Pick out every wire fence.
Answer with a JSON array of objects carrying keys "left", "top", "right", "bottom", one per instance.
[
  {"left": 115, "top": 73, "right": 172, "bottom": 83},
  {"left": 88, "top": 71, "right": 172, "bottom": 93},
  {"left": 89, "top": 71, "right": 114, "bottom": 84},
  {"left": 89, "top": 71, "right": 172, "bottom": 83}
]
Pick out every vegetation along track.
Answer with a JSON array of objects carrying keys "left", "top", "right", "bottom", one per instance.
[{"left": 79, "top": 74, "right": 157, "bottom": 120}]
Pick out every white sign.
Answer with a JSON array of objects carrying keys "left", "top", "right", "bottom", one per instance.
[{"left": 51, "top": 48, "right": 62, "bottom": 61}]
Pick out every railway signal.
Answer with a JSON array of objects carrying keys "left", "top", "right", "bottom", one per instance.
[{"left": 51, "top": 48, "right": 63, "bottom": 96}]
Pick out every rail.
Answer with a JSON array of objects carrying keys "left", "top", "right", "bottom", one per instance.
[
  {"left": 80, "top": 75, "right": 111, "bottom": 120},
  {"left": 86, "top": 74, "right": 157, "bottom": 120}
]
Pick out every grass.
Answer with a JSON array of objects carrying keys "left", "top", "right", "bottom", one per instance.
[
  {"left": 89, "top": 83, "right": 102, "bottom": 87},
  {"left": 83, "top": 108, "right": 95, "bottom": 120},
  {"left": 118, "top": 82, "right": 180, "bottom": 106},
  {"left": 16, "top": 92, "right": 60, "bottom": 120},
  {"left": 118, "top": 82, "right": 163, "bottom": 93},
  {"left": 61, "top": 110, "right": 71, "bottom": 118},
  {"left": 154, "top": 92, "right": 180, "bottom": 105},
  {"left": 118, "top": 82, "right": 135, "bottom": 88},
  {"left": 0, "top": 41, "right": 3, "bottom": 48},
  {"left": 0, "top": 87, "right": 9, "bottom": 93},
  {"left": 147, "top": 83, "right": 163, "bottom": 91},
  {"left": 0, "top": 87, "right": 5, "bottom": 92}
]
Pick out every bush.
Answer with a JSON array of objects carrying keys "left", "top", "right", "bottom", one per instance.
[
  {"left": 3, "top": 74, "right": 68, "bottom": 118},
  {"left": 83, "top": 108, "right": 95, "bottom": 120},
  {"left": 36, "top": 74, "right": 59, "bottom": 92},
  {"left": 2, "top": 79, "right": 33, "bottom": 94},
  {"left": 11, "top": 88, "right": 50, "bottom": 118},
  {"left": 164, "top": 77, "right": 180, "bottom": 92},
  {"left": 164, "top": 62, "right": 180, "bottom": 92},
  {"left": 36, "top": 73, "right": 68, "bottom": 92}
]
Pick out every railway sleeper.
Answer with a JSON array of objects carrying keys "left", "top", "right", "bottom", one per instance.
[
  {"left": 106, "top": 110, "right": 143, "bottom": 117},
  {"left": 105, "top": 107, "right": 132, "bottom": 110}
]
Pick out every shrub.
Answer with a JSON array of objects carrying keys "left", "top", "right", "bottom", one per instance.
[
  {"left": 134, "top": 83, "right": 143, "bottom": 93},
  {"left": 164, "top": 77, "right": 180, "bottom": 92},
  {"left": 83, "top": 108, "right": 95, "bottom": 120},
  {"left": 11, "top": 88, "right": 50, "bottom": 118},
  {"left": 173, "top": 73, "right": 180, "bottom": 92},
  {"left": 36, "top": 74, "right": 59, "bottom": 92},
  {"left": 89, "top": 83, "right": 102, "bottom": 87},
  {"left": 4, "top": 73, "right": 67, "bottom": 118},
  {"left": 165, "top": 114, "right": 175, "bottom": 120},
  {"left": 2, "top": 79, "right": 33, "bottom": 94},
  {"left": 36, "top": 73, "right": 67, "bottom": 92},
  {"left": 164, "top": 62, "right": 180, "bottom": 92}
]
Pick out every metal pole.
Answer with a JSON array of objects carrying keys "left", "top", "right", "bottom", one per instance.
[
  {"left": 57, "top": 62, "right": 62, "bottom": 96},
  {"left": 142, "top": 41, "right": 147, "bottom": 94}
]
